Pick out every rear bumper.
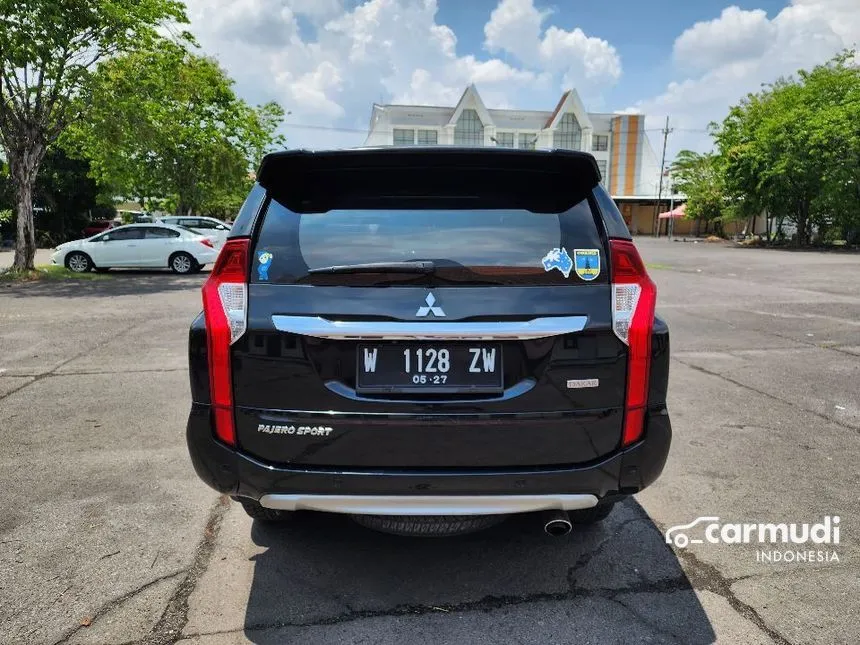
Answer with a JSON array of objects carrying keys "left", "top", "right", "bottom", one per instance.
[
  {"left": 186, "top": 403, "right": 672, "bottom": 513},
  {"left": 258, "top": 493, "right": 599, "bottom": 515}
]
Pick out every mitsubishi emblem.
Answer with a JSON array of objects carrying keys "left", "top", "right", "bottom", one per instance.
[{"left": 416, "top": 292, "right": 446, "bottom": 318}]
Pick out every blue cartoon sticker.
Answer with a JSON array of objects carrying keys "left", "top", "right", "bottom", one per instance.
[
  {"left": 574, "top": 249, "right": 601, "bottom": 281},
  {"left": 257, "top": 251, "right": 273, "bottom": 281},
  {"left": 542, "top": 247, "right": 573, "bottom": 278}
]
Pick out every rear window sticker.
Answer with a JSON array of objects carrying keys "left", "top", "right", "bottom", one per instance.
[
  {"left": 257, "top": 251, "right": 273, "bottom": 281},
  {"left": 574, "top": 249, "right": 600, "bottom": 281},
  {"left": 542, "top": 247, "right": 573, "bottom": 278}
]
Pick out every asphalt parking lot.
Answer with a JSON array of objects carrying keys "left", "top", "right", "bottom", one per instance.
[{"left": 1, "top": 239, "right": 858, "bottom": 645}]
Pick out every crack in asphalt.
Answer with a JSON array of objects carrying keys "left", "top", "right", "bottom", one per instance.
[
  {"left": 678, "top": 307, "right": 860, "bottom": 358},
  {"left": 608, "top": 595, "right": 686, "bottom": 644},
  {"left": 49, "top": 570, "right": 187, "bottom": 645},
  {"left": 672, "top": 357, "right": 859, "bottom": 435},
  {"left": 566, "top": 516, "right": 646, "bottom": 588},
  {"left": 652, "top": 521, "right": 796, "bottom": 645},
  {"left": 61, "top": 501, "right": 802, "bottom": 645},
  {"left": 49, "top": 496, "right": 229, "bottom": 645},
  {"left": 183, "top": 516, "right": 696, "bottom": 640},
  {"left": 185, "top": 576, "right": 694, "bottom": 638},
  {"left": 9, "top": 367, "right": 186, "bottom": 377},
  {"left": 0, "top": 323, "right": 147, "bottom": 403},
  {"left": 135, "top": 495, "right": 230, "bottom": 645}
]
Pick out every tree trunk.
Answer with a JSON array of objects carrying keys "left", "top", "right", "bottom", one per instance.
[
  {"left": 796, "top": 201, "right": 809, "bottom": 247},
  {"left": 10, "top": 142, "right": 45, "bottom": 271}
]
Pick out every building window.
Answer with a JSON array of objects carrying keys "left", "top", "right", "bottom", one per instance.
[
  {"left": 518, "top": 132, "right": 537, "bottom": 150},
  {"left": 495, "top": 132, "right": 514, "bottom": 148},
  {"left": 393, "top": 128, "right": 415, "bottom": 146},
  {"left": 553, "top": 113, "right": 582, "bottom": 150},
  {"left": 416, "top": 129, "right": 438, "bottom": 145},
  {"left": 592, "top": 134, "right": 609, "bottom": 152},
  {"left": 453, "top": 109, "right": 484, "bottom": 146},
  {"left": 596, "top": 159, "right": 607, "bottom": 184}
]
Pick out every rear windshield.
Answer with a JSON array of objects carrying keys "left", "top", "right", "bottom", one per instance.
[{"left": 252, "top": 197, "right": 607, "bottom": 286}]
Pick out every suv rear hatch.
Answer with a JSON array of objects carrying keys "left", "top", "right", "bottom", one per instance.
[{"left": 214, "top": 149, "right": 632, "bottom": 469}]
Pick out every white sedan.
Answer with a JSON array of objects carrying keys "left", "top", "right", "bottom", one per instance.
[
  {"left": 51, "top": 224, "right": 220, "bottom": 274},
  {"left": 157, "top": 216, "right": 230, "bottom": 248}
]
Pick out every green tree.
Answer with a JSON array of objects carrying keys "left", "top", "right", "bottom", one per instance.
[
  {"left": 669, "top": 150, "right": 730, "bottom": 234},
  {"left": 65, "top": 42, "right": 284, "bottom": 217},
  {"left": 0, "top": 0, "right": 187, "bottom": 270},
  {"left": 35, "top": 148, "right": 114, "bottom": 244},
  {"left": 799, "top": 52, "right": 860, "bottom": 243},
  {"left": 713, "top": 51, "right": 860, "bottom": 245}
]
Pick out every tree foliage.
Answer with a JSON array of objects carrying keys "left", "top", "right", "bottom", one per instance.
[
  {"left": 0, "top": 0, "right": 188, "bottom": 269},
  {"left": 670, "top": 150, "right": 728, "bottom": 229},
  {"left": 64, "top": 42, "right": 285, "bottom": 217},
  {"left": 712, "top": 51, "right": 860, "bottom": 245}
]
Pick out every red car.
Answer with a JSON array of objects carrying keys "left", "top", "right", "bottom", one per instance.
[{"left": 82, "top": 220, "right": 117, "bottom": 237}]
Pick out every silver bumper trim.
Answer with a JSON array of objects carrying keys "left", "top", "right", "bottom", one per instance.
[
  {"left": 270, "top": 315, "right": 588, "bottom": 340},
  {"left": 257, "top": 494, "right": 599, "bottom": 515}
]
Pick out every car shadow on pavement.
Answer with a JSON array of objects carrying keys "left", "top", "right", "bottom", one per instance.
[
  {"left": 0, "top": 270, "right": 208, "bottom": 299},
  {"left": 241, "top": 498, "right": 715, "bottom": 644}
]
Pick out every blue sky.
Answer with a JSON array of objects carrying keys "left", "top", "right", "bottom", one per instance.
[
  {"left": 436, "top": 0, "right": 788, "bottom": 112},
  {"left": 185, "top": 0, "right": 859, "bottom": 158}
]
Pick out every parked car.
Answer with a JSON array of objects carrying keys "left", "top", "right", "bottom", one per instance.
[
  {"left": 157, "top": 216, "right": 230, "bottom": 248},
  {"left": 186, "top": 147, "right": 671, "bottom": 537},
  {"left": 82, "top": 220, "right": 117, "bottom": 237},
  {"left": 52, "top": 223, "right": 219, "bottom": 274}
]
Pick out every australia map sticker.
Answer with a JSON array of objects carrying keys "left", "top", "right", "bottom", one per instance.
[
  {"left": 542, "top": 247, "right": 573, "bottom": 278},
  {"left": 574, "top": 249, "right": 600, "bottom": 281}
]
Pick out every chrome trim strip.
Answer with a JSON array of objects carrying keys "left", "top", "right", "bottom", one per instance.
[
  {"left": 271, "top": 315, "right": 588, "bottom": 340},
  {"left": 258, "top": 494, "right": 599, "bottom": 515}
]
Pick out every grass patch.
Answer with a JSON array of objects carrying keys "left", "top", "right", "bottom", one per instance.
[
  {"left": 0, "top": 265, "right": 111, "bottom": 283},
  {"left": 646, "top": 263, "right": 672, "bottom": 270}
]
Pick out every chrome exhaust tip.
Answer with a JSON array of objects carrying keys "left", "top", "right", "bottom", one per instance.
[{"left": 542, "top": 509, "right": 572, "bottom": 537}]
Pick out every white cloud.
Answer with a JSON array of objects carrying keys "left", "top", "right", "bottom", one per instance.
[
  {"left": 673, "top": 6, "right": 776, "bottom": 72},
  {"left": 285, "top": 0, "right": 342, "bottom": 20},
  {"left": 539, "top": 26, "right": 621, "bottom": 84},
  {"left": 183, "top": 0, "right": 623, "bottom": 149},
  {"left": 630, "top": 0, "right": 860, "bottom": 159},
  {"left": 484, "top": 0, "right": 550, "bottom": 63},
  {"left": 484, "top": 0, "right": 621, "bottom": 87}
]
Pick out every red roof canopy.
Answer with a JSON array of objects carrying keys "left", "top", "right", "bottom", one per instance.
[{"left": 658, "top": 203, "right": 686, "bottom": 219}]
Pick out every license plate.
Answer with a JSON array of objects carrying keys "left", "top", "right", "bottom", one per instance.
[{"left": 356, "top": 344, "right": 503, "bottom": 393}]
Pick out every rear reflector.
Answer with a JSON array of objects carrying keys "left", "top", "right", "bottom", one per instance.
[
  {"left": 610, "top": 239, "right": 656, "bottom": 447},
  {"left": 202, "top": 239, "right": 250, "bottom": 446}
]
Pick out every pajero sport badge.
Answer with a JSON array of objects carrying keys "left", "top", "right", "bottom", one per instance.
[{"left": 257, "top": 424, "right": 333, "bottom": 437}]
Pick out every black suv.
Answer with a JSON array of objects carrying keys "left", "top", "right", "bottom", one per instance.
[{"left": 186, "top": 147, "right": 671, "bottom": 537}]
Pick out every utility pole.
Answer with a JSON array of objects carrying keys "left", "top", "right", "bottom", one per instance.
[{"left": 652, "top": 116, "right": 672, "bottom": 237}]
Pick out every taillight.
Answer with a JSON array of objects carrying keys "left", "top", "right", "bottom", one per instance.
[
  {"left": 201, "top": 239, "right": 249, "bottom": 446},
  {"left": 200, "top": 238, "right": 215, "bottom": 248},
  {"left": 610, "top": 239, "right": 656, "bottom": 447}
]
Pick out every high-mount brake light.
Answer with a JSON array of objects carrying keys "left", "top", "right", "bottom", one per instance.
[
  {"left": 201, "top": 239, "right": 249, "bottom": 446},
  {"left": 610, "top": 239, "right": 657, "bottom": 447}
]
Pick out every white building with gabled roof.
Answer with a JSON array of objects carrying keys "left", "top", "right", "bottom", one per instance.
[{"left": 364, "top": 85, "right": 662, "bottom": 205}]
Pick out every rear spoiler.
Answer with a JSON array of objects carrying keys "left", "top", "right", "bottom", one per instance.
[{"left": 256, "top": 148, "right": 602, "bottom": 213}]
